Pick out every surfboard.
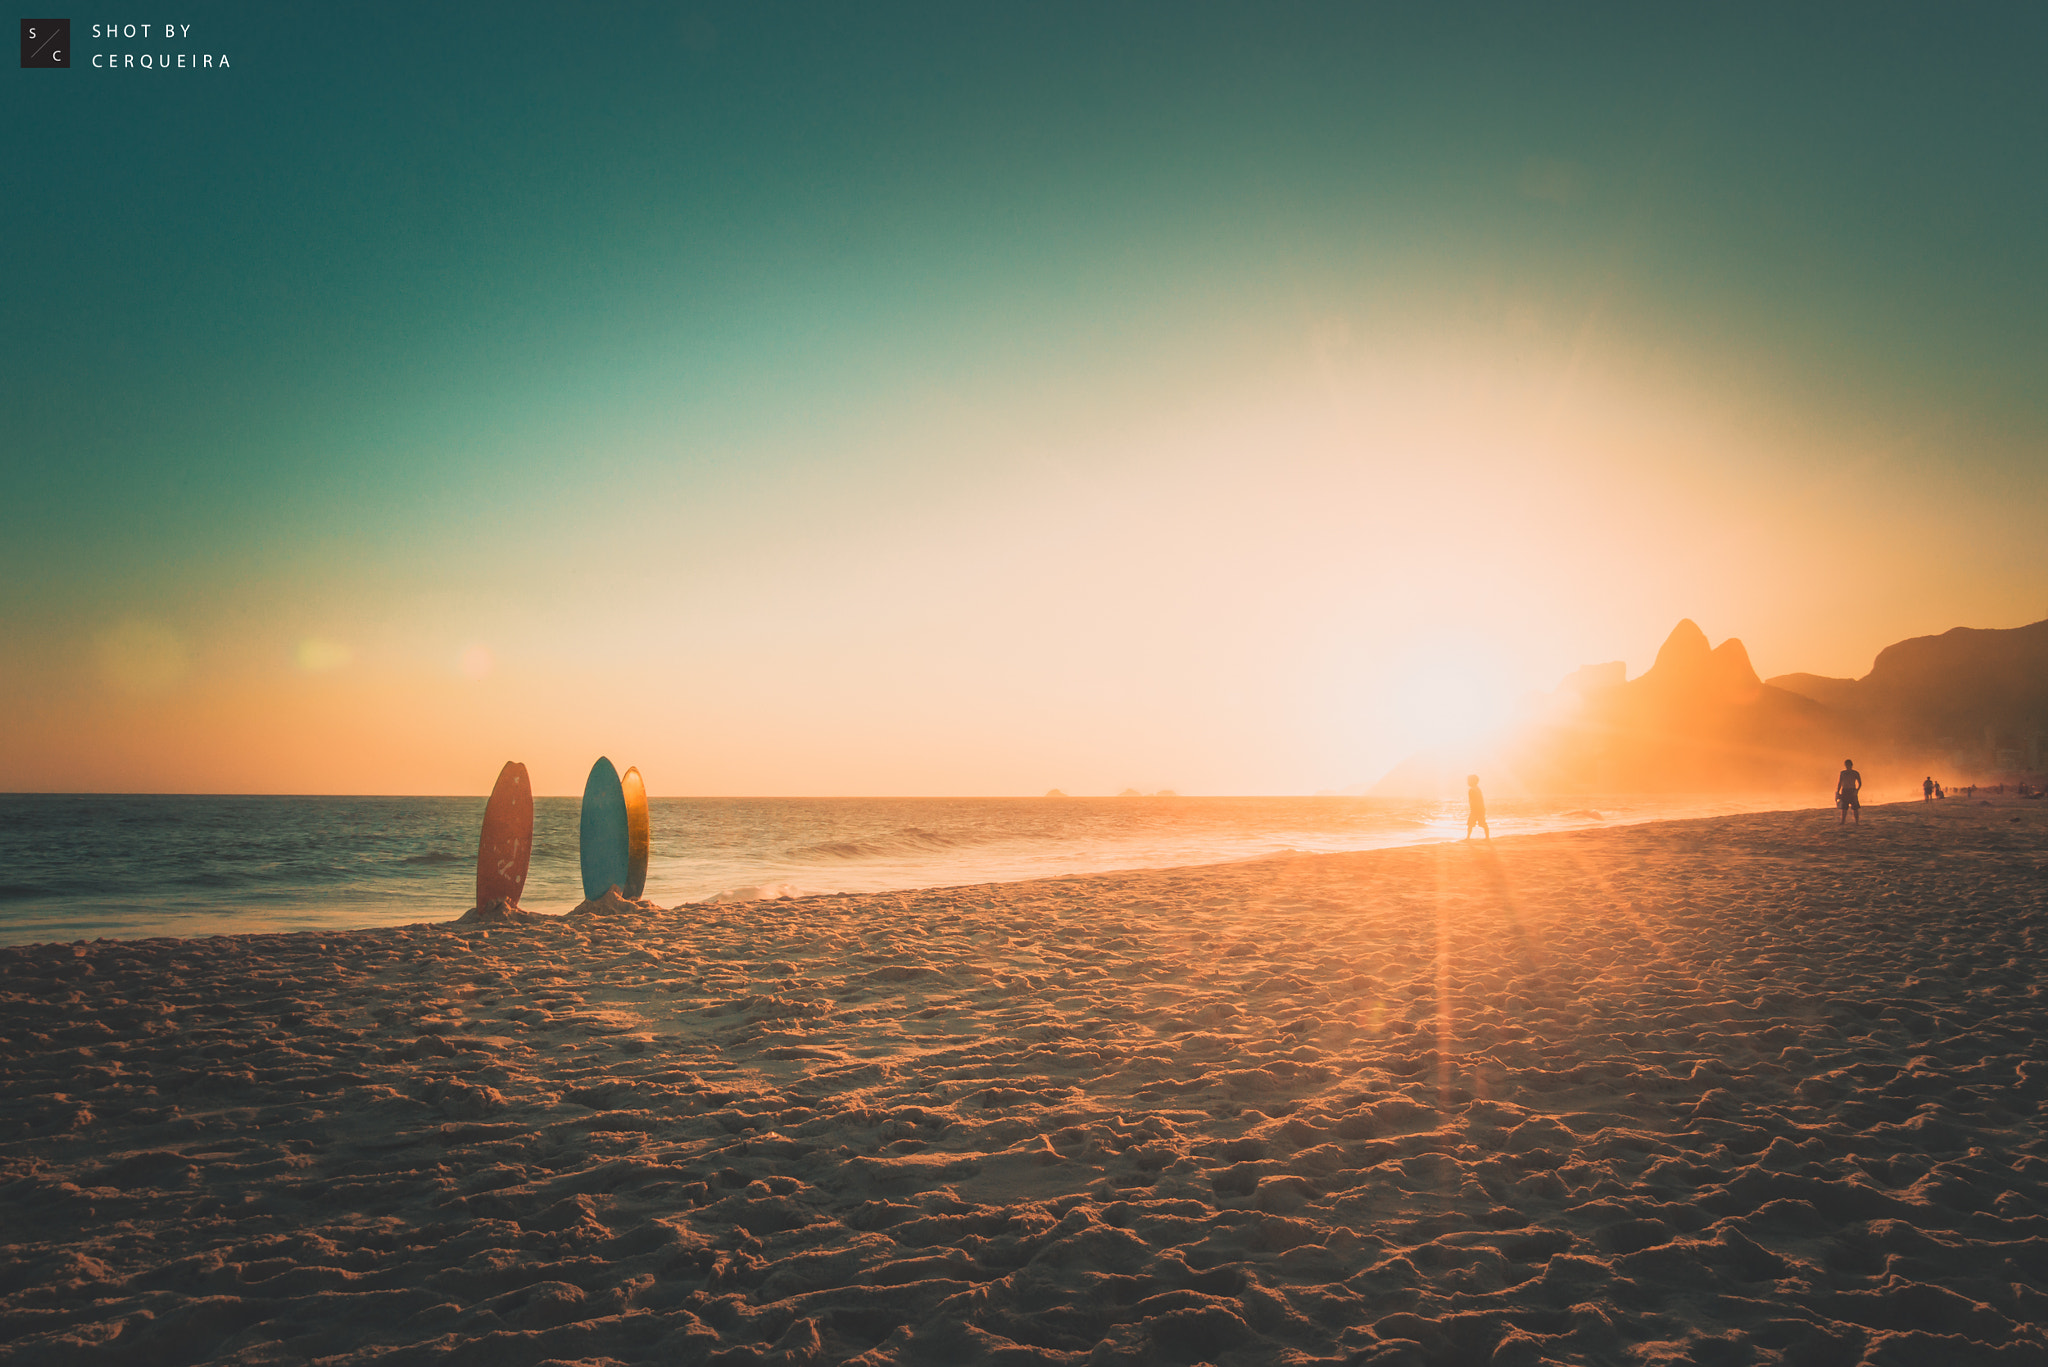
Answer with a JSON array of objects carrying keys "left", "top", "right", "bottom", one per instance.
[
  {"left": 621, "top": 765, "right": 650, "bottom": 899},
  {"left": 579, "top": 756, "right": 631, "bottom": 901},
  {"left": 475, "top": 760, "right": 532, "bottom": 910}
]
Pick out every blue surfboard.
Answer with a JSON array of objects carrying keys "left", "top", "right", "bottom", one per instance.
[{"left": 579, "top": 756, "right": 631, "bottom": 900}]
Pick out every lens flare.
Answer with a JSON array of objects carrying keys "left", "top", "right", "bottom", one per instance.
[
  {"left": 295, "top": 638, "right": 353, "bottom": 673},
  {"left": 1387, "top": 633, "right": 1521, "bottom": 753}
]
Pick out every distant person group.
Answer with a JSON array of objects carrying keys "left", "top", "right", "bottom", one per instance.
[
  {"left": 1461, "top": 764, "right": 2024, "bottom": 839},
  {"left": 1835, "top": 767, "right": 2044, "bottom": 820}
]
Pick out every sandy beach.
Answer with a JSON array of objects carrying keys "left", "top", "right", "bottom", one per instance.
[{"left": 4, "top": 799, "right": 2046, "bottom": 1365}]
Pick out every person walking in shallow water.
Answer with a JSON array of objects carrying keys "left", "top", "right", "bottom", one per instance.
[
  {"left": 1837, "top": 760, "right": 1862, "bottom": 824},
  {"left": 1465, "top": 774, "right": 1490, "bottom": 840}
]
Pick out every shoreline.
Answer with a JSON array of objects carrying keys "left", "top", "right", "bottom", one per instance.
[
  {"left": 3, "top": 799, "right": 2046, "bottom": 1363},
  {"left": 0, "top": 792, "right": 1803, "bottom": 951}
]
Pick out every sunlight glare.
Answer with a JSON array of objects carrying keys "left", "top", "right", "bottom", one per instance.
[{"left": 1386, "top": 633, "right": 1521, "bottom": 754}]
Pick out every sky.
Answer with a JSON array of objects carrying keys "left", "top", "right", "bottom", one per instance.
[{"left": 4, "top": 2, "right": 2045, "bottom": 795}]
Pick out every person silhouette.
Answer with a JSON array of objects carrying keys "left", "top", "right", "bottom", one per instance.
[
  {"left": 1838, "top": 760, "right": 1862, "bottom": 824},
  {"left": 1465, "top": 774, "right": 1489, "bottom": 840},
  {"left": 1922, "top": 776, "right": 1934, "bottom": 802}
]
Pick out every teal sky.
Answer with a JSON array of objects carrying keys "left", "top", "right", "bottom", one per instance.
[{"left": 5, "top": 3, "right": 2046, "bottom": 794}]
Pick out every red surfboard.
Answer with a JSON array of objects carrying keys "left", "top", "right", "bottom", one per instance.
[
  {"left": 475, "top": 761, "right": 533, "bottom": 909},
  {"left": 622, "top": 765, "right": 650, "bottom": 899}
]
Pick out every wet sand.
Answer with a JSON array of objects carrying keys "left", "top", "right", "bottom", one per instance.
[{"left": 4, "top": 799, "right": 2046, "bottom": 1365}]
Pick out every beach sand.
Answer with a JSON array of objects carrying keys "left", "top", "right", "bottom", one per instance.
[{"left": 4, "top": 800, "right": 2046, "bottom": 1365}]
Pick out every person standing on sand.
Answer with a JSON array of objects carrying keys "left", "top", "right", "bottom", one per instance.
[
  {"left": 1465, "top": 774, "right": 1490, "bottom": 840},
  {"left": 1923, "top": 776, "right": 1935, "bottom": 801},
  {"left": 1838, "top": 760, "right": 1863, "bottom": 824}
]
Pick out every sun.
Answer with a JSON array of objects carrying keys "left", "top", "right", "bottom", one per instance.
[{"left": 1386, "top": 634, "right": 1522, "bottom": 755}]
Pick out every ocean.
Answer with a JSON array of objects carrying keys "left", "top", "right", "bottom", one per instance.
[{"left": 0, "top": 793, "right": 1769, "bottom": 946}]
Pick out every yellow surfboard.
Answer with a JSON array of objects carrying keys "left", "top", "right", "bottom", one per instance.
[{"left": 621, "top": 765, "right": 650, "bottom": 900}]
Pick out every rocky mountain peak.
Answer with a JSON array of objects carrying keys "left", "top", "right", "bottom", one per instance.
[{"left": 1650, "top": 619, "right": 1712, "bottom": 677}]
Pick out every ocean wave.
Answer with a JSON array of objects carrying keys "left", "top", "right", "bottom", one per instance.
[
  {"left": 787, "top": 827, "right": 966, "bottom": 861},
  {"left": 0, "top": 794, "right": 1746, "bottom": 946},
  {"left": 170, "top": 863, "right": 370, "bottom": 891}
]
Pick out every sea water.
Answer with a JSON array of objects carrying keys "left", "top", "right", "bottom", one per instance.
[{"left": 0, "top": 794, "right": 1769, "bottom": 946}]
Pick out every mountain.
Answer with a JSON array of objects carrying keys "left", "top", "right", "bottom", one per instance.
[
  {"left": 1501, "top": 620, "right": 1848, "bottom": 793},
  {"left": 1768, "top": 619, "right": 2048, "bottom": 771},
  {"left": 1369, "top": 617, "right": 2048, "bottom": 796},
  {"left": 1369, "top": 619, "right": 1851, "bottom": 796},
  {"left": 1764, "top": 673, "right": 1858, "bottom": 711},
  {"left": 1368, "top": 616, "right": 2048, "bottom": 797}
]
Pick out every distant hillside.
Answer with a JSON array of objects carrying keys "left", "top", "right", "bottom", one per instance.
[
  {"left": 1768, "top": 619, "right": 2048, "bottom": 770},
  {"left": 1371, "top": 616, "right": 2048, "bottom": 797},
  {"left": 1505, "top": 620, "right": 1849, "bottom": 793},
  {"left": 1764, "top": 673, "right": 1858, "bottom": 711}
]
